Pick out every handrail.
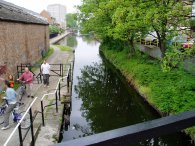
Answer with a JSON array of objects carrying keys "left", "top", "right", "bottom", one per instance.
[
  {"left": 4, "top": 63, "right": 72, "bottom": 146},
  {"left": 41, "top": 66, "right": 70, "bottom": 101},
  {"left": 40, "top": 65, "right": 71, "bottom": 126},
  {"left": 3, "top": 97, "right": 38, "bottom": 146}
]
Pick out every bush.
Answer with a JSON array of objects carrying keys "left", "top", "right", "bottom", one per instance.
[
  {"left": 49, "top": 25, "right": 61, "bottom": 34},
  {"left": 101, "top": 43, "right": 195, "bottom": 137}
]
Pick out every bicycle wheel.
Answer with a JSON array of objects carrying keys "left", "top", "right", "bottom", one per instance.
[
  {"left": 19, "top": 111, "right": 31, "bottom": 129},
  {"left": 18, "top": 86, "right": 25, "bottom": 101},
  {"left": 0, "top": 107, "right": 6, "bottom": 124}
]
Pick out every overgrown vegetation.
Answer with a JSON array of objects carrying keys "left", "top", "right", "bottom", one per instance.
[
  {"left": 49, "top": 25, "right": 64, "bottom": 34},
  {"left": 101, "top": 43, "right": 195, "bottom": 137}
]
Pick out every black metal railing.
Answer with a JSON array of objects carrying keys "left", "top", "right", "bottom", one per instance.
[
  {"left": 40, "top": 65, "right": 72, "bottom": 126},
  {"left": 4, "top": 63, "right": 73, "bottom": 146},
  {"left": 3, "top": 97, "right": 38, "bottom": 146},
  {"left": 52, "top": 110, "right": 195, "bottom": 146}
]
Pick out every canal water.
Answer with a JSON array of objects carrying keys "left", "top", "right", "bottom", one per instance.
[{"left": 58, "top": 35, "right": 193, "bottom": 146}]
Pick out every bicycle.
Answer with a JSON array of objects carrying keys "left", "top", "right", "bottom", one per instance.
[
  {"left": 17, "top": 80, "right": 26, "bottom": 101},
  {"left": 0, "top": 99, "right": 31, "bottom": 129}
]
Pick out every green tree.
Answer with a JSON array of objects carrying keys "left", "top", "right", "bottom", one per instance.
[
  {"left": 142, "top": 0, "right": 191, "bottom": 57},
  {"left": 79, "top": 0, "right": 191, "bottom": 57},
  {"left": 66, "top": 13, "right": 78, "bottom": 28}
]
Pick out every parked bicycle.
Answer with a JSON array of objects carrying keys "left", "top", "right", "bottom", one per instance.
[{"left": 0, "top": 99, "right": 30, "bottom": 129}]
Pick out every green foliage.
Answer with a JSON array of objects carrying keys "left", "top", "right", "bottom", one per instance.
[
  {"left": 190, "top": 19, "right": 195, "bottom": 27},
  {"left": 101, "top": 44, "right": 195, "bottom": 137},
  {"left": 162, "top": 45, "right": 195, "bottom": 72},
  {"left": 66, "top": 13, "right": 78, "bottom": 28},
  {"left": 49, "top": 25, "right": 61, "bottom": 34},
  {"left": 79, "top": 0, "right": 192, "bottom": 57}
]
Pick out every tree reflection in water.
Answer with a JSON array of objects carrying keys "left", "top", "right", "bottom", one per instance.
[
  {"left": 74, "top": 61, "right": 193, "bottom": 146},
  {"left": 66, "top": 35, "right": 77, "bottom": 48},
  {"left": 75, "top": 62, "right": 158, "bottom": 133}
]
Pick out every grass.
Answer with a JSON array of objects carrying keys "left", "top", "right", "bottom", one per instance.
[
  {"left": 101, "top": 46, "right": 195, "bottom": 137},
  {"left": 55, "top": 45, "right": 73, "bottom": 52}
]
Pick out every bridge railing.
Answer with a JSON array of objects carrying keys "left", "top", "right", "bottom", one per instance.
[{"left": 52, "top": 110, "right": 195, "bottom": 146}]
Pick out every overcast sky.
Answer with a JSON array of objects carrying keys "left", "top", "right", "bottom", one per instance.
[{"left": 4, "top": 0, "right": 82, "bottom": 13}]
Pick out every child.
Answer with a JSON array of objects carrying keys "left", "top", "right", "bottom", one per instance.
[{"left": 0, "top": 74, "right": 15, "bottom": 88}]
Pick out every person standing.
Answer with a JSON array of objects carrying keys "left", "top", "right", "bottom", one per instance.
[
  {"left": 17, "top": 67, "right": 34, "bottom": 98},
  {"left": 41, "top": 60, "right": 50, "bottom": 87},
  {"left": 1, "top": 80, "right": 17, "bottom": 130}
]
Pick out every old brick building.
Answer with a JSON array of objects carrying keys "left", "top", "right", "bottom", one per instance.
[
  {"left": 40, "top": 10, "right": 55, "bottom": 24},
  {"left": 0, "top": 1, "right": 49, "bottom": 80}
]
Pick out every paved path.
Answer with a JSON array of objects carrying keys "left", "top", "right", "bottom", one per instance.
[{"left": 0, "top": 37, "right": 74, "bottom": 146}]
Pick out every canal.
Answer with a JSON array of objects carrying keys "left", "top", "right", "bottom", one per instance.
[{"left": 57, "top": 35, "right": 193, "bottom": 146}]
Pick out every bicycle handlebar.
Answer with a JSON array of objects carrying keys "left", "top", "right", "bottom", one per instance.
[{"left": 17, "top": 80, "right": 26, "bottom": 84}]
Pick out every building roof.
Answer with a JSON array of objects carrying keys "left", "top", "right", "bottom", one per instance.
[{"left": 0, "top": 0, "right": 48, "bottom": 25}]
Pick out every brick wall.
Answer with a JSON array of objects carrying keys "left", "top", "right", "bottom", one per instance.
[{"left": 0, "top": 21, "right": 49, "bottom": 80}]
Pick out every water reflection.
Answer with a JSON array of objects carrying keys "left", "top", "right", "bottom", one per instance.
[
  {"left": 75, "top": 62, "right": 159, "bottom": 133},
  {"left": 81, "top": 35, "right": 97, "bottom": 45},
  {"left": 66, "top": 35, "right": 77, "bottom": 48},
  {"left": 74, "top": 61, "right": 193, "bottom": 146},
  {"left": 58, "top": 34, "right": 77, "bottom": 48},
  {"left": 61, "top": 36, "right": 193, "bottom": 146}
]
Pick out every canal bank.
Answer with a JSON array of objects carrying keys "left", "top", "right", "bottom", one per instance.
[
  {"left": 56, "top": 35, "right": 194, "bottom": 146},
  {"left": 100, "top": 46, "right": 195, "bottom": 141}
]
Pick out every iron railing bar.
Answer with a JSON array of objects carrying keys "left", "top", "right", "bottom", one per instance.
[
  {"left": 3, "top": 97, "right": 38, "bottom": 146},
  {"left": 43, "top": 103, "right": 56, "bottom": 110}
]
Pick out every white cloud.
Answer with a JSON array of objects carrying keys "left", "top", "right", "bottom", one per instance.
[{"left": 4, "top": 0, "right": 81, "bottom": 13}]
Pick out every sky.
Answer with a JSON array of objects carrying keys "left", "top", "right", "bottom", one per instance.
[{"left": 4, "top": 0, "right": 82, "bottom": 13}]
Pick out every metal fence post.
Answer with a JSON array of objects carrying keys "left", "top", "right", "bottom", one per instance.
[
  {"left": 55, "top": 91, "right": 58, "bottom": 113},
  {"left": 69, "top": 64, "right": 71, "bottom": 82},
  {"left": 41, "top": 101, "right": 45, "bottom": 126},
  {"left": 21, "top": 64, "right": 22, "bottom": 75},
  {"left": 58, "top": 82, "right": 61, "bottom": 101},
  {"left": 67, "top": 75, "right": 69, "bottom": 93},
  {"left": 40, "top": 67, "right": 42, "bottom": 84},
  {"left": 62, "top": 64, "right": 64, "bottom": 81},
  {"left": 60, "top": 64, "right": 62, "bottom": 77},
  {"left": 17, "top": 66, "right": 19, "bottom": 78},
  {"left": 29, "top": 108, "right": 35, "bottom": 146},
  {"left": 18, "top": 125, "right": 23, "bottom": 146}
]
